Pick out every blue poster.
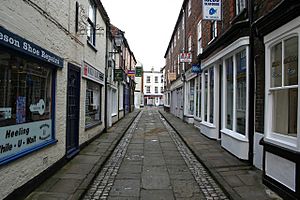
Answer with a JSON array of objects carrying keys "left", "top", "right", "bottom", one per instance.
[{"left": 16, "top": 96, "right": 26, "bottom": 124}]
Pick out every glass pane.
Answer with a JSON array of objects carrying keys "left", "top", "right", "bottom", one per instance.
[
  {"left": 272, "top": 88, "right": 298, "bottom": 137},
  {"left": 195, "top": 78, "right": 199, "bottom": 117},
  {"left": 271, "top": 42, "right": 282, "bottom": 87},
  {"left": 236, "top": 50, "right": 247, "bottom": 135},
  {"left": 226, "top": 57, "right": 233, "bottom": 130},
  {"left": 88, "top": 3, "right": 95, "bottom": 23},
  {"left": 199, "top": 76, "right": 202, "bottom": 118},
  {"left": 204, "top": 71, "right": 208, "bottom": 121},
  {"left": 284, "top": 36, "right": 298, "bottom": 86},
  {"left": 85, "top": 81, "right": 101, "bottom": 126},
  {"left": 189, "top": 79, "right": 195, "bottom": 115},
  {"left": 209, "top": 68, "right": 214, "bottom": 123},
  {"left": 0, "top": 51, "right": 52, "bottom": 127}
]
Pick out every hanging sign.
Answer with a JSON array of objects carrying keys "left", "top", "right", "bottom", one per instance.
[
  {"left": 203, "top": 0, "right": 222, "bottom": 21},
  {"left": 192, "top": 64, "right": 201, "bottom": 74},
  {"left": 168, "top": 73, "right": 176, "bottom": 81},
  {"left": 114, "top": 69, "right": 124, "bottom": 81},
  {"left": 127, "top": 70, "right": 135, "bottom": 77},
  {"left": 179, "top": 52, "right": 192, "bottom": 63},
  {"left": 135, "top": 67, "right": 143, "bottom": 77}
]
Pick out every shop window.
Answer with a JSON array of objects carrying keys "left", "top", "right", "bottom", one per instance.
[
  {"left": 204, "top": 70, "right": 208, "bottom": 121},
  {"left": 225, "top": 57, "right": 234, "bottom": 130},
  {"left": 119, "top": 84, "right": 123, "bottom": 110},
  {"left": 223, "top": 49, "right": 247, "bottom": 135},
  {"left": 85, "top": 80, "right": 101, "bottom": 127},
  {"left": 188, "top": 79, "right": 195, "bottom": 115},
  {"left": 269, "top": 36, "right": 298, "bottom": 137},
  {"left": 0, "top": 50, "right": 54, "bottom": 164},
  {"left": 112, "top": 89, "right": 117, "bottom": 115},
  {"left": 196, "top": 75, "right": 201, "bottom": 118},
  {"left": 87, "top": 0, "right": 96, "bottom": 46},
  {"left": 209, "top": 68, "right": 214, "bottom": 123},
  {"left": 236, "top": 50, "right": 247, "bottom": 134}
]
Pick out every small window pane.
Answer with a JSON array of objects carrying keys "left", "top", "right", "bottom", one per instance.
[
  {"left": 204, "top": 71, "right": 208, "bottom": 121},
  {"left": 236, "top": 50, "right": 247, "bottom": 135},
  {"left": 271, "top": 43, "right": 282, "bottom": 87},
  {"left": 226, "top": 57, "right": 234, "bottom": 130},
  {"left": 85, "top": 81, "right": 101, "bottom": 126},
  {"left": 272, "top": 88, "right": 298, "bottom": 137},
  {"left": 209, "top": 68, "right": 214, "bottom": 123},
  {"left": 284, "top": 36, "right": 298, "bottom": 86}
]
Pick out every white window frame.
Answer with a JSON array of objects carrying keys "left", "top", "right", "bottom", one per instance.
[
  {"left": 221, "top": 47, "right": 249, "bottom": 140},
  {"left": 209, "top": 21, "right": 218, "bottom": 44},
  {"left": 146, "top": 76, "right": 151, "bottom": 83},
  {"left": 264, "top": 17, "right": 300, "bottom": 151},
  {"left": 155, "top": 76, "right": 158, "bottom": 83},
  {"left": 146, "top": 86, "right": 151, "bottom": 93},
  {"left": 236, "top": 0, "right": 246, "bottom": 15},
  {"left": 155, "top": 86, "right": 158, "bottom": 94},
  {"left": 188, "top": 0, "right": 192, "bottom": 16},
  {"left": 201, "top": 66, "right": 215, "bottom": 124},
  {"left": 119, "top": 84, "right": 124, "bottom": 110},
  {"left": 188, "top": 35, "right": 192, "bottom": 52},
  {"left": 197, "top": 20, "right": 203, "bottom": 55},
  {"left": 112, "top": 88, "right": 117, "bottom": 116},
  {"left": 194, "top": 75, "right": 201, "bottom": 119}
]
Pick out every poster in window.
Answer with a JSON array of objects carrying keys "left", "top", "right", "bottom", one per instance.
[{"left": 16, "top": 96, "right": 26, "bottom": 124}]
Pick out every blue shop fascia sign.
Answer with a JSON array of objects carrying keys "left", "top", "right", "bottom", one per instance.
[
  {"left": 0, "top": 26, "right": 63, "bottom": 68},
  {"left": 192, "top": 64, "right": 201, "bottom": 74}
]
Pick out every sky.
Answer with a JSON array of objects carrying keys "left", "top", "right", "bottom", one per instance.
[{"left": 101, "top": 0, "right": 183, "bottom": 71}]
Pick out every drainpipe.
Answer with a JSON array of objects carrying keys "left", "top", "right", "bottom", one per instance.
[{"left": 248, "top": 0, "right": 254, "bottom": 165}]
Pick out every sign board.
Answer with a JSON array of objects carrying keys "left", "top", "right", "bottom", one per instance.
[
  {"left": 203, "top": 0, "right": 222, "bottom": 21},
  {"left": 114, "top": 69, "right": 124, "bottom": 81},
  {"left": 0, "top": 27, "right": 64, "bottom": 68},
  {"left": 0, "top": 120, "right": 53, "bottom": 164},
  {"left": 127, "top": 70, "right": 135, "bottom": 77},
  {"left": 135, "top": 67, "right": 143, "bottom": 77},
  {"left": 179, "top": 52, "right": 192, "bottom": 63},
  {"left": 192, "top": 64, "right": 201, "bottom": 74},
  {"left": 168, "top": 73, "right": 176, "bottom": 81},
  {"left": 83, "top": 62, "right": 104, "bottom": 84}
]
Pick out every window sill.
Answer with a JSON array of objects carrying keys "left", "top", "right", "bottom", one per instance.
[
  {"left": 221, "top": 128, "right": 248, "bottom": 142},
  {"left": 87, "top": 40, "right": 97, "bottom": 52},
  {"left": 111, "top": 113, "right": 117, "bottom": 117},
  {"left": 85, "top": 121, "right": 102, "bottom": 131},
  {"left": 194, "top": 116, "right": 201, "bottom": 122},
  {"left": 231, "top": 8, "right": 247, "bottom": 25},
  {"left": 200, "top": 121, "right": 216, "bottom": 128},
  {"left": 207, "top": 37, "right": 217, "bottom": 46},
  {"left": 265, "top": 134, "right": 298, "bottom": 152}
]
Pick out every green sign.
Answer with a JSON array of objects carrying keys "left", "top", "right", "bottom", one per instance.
[
  {"left": 135, "top": 67, "right": 143, "bottom": 77},
  {"left": 114, "top": 69, "right": 124, "bottom": 81}
]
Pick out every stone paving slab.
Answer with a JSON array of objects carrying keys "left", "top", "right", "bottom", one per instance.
[
  {"left": 159, "top": 110, "right": 281, "bottom": 200},
  {"left": 25, "top": 110, "right": 140, "bottom": 200}
]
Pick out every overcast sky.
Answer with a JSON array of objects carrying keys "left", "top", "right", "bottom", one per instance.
[{"left": 101, "top": 0, "right": 183, "bottom": 71}]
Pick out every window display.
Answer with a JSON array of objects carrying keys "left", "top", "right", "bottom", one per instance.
[
  {"left": 0, "top": 49, "right": 54, "bottom": 164},
  {"left": 85, "top": 80, "right": 101, "bottom": 127}
]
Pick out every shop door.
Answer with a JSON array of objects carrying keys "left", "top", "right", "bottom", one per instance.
[
  {"left": 66, "top": 64, "right": 80, "bottom": 157},
  {"left": 124, "top": 85, "right": 130, "bottom": 114}
]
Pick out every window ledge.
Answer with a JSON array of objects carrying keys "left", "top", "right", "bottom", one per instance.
[
  {"left": 111, "top": 113, "right": 117, "bottom": 117},
  {"left": 194, "top": 116, "right": 201, "bottom": 122},
  {"left": 85, "top": 121, "right": 102, "bottom": 131},
  {"left": 87, "top": 40, "right": 97, "bottom": 52},
  {"left": 264, "top": 135, "right": 297, "bottom": 151},
  {"left": 221, "top": 129, "right": 248, "bottom": 142},
  {"left": 200, "top": 121, "right": 216, "bottom": 128}
]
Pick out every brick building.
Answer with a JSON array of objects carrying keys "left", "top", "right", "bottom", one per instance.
[{"left": 164, "top": 0, "right": 300, "bottom": 199}]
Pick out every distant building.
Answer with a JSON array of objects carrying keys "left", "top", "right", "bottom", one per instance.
[
  {"left": 134, "top": 62, "right": 144, "bottom": 108},
  {"left": 143, "top": 67, "right": 164, "bottom": 106}
]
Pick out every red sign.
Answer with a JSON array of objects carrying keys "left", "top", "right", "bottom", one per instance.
[{"left": 179, "top": 52, "right": 192, "bottom": 63}]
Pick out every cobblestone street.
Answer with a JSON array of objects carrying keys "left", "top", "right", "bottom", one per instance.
[{"left": 83, "top": 109, "right": 228, "bottom": 200}]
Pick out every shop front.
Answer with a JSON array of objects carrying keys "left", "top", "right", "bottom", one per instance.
[
  {"left": 200, "top": 37, "right": 250, "bottom": 160},
  {"left": 0, "top": 26, "right": 63, "bottom": 165},
  {"left": 256, "top": 14, "right": 300, "bottom": 199}
]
